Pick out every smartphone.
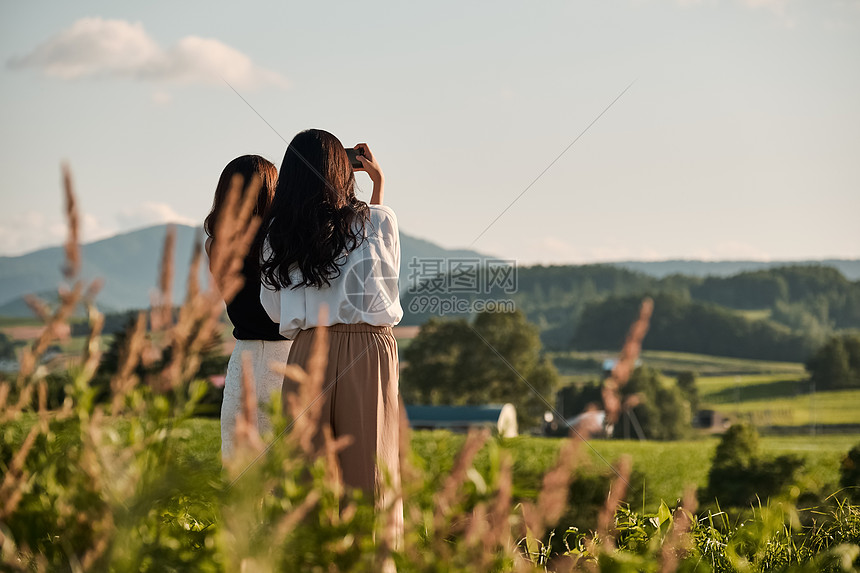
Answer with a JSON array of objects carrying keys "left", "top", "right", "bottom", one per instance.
[{"left": 345, "top": 148, "right": 363, "bottom": 169}]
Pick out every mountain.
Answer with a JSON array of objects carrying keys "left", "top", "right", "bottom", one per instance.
[
  {"left": 2, "top": 224, "right": 856, "bottom": 319},
  {"left": 0, "top": 290, "right": 119, "bottom": 318},
  {"left": 605, "top": 260, "right": 860, "bottom": 280},
  {"left": 0, "top": 224, "right": 490, "bottom": 316}
]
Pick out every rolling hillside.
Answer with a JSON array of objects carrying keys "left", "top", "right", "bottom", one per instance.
[
  {"left": 0, "top": 224, "right": 490, "bottom": 315},
  {"left": 3, "top": 225, "right": 857, "bottom": 363},
  {"left": 608, "top": 259, "right": 860, "bottom": 280}
]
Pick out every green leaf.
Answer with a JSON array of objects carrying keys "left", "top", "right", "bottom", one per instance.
[{"left": 658, "top": 500, "right": 672, "bottom": 525}]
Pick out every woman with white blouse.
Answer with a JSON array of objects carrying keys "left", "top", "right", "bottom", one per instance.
[{"left": 259, "top": 129, "right": 403, "bottom": 542}]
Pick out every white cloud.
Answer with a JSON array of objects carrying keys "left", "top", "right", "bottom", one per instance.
[
  {"left": 8, "top": 17, "right": 288, "bottom": 90},
  {"left": 116, "top": 202, "right": 198, "bottom": 230},
  {"left": 8, "top": 19, "right": 159, "bottom": 79},
  {"left": 0, "top": 202, "right": 198, "bottom": 256},
  {"left": 0, "top": 211, "right": 115, "bottom": 256}
]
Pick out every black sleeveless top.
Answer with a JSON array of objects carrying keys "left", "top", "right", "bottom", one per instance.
[{"left": 227, "top": 256, "right": 285, "bottom": 341}]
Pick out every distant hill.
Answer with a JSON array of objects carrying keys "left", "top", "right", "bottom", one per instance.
[
  {"left": 0, "top": 225, "right": 207, "bottom": 316},
  {"left": 606, "top": 260, "right": 860, "bottom": 280},
  {"left": 0, "top": 224, "right": 490, "bottom": 316},
  {"left": 399, "top": 262, "right": 860, "bottom": 361},
  {"left": 0, "top": 290, "right": 120, "bottom": 318},
  {"left": 2, "top": 223, "right": 856, "bottom": 330}
]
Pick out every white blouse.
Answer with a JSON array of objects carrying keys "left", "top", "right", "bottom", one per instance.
[{"left": 260, "top": 204, "right": 403, "bottom": 340}]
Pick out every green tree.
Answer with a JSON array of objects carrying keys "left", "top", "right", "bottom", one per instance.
[
  {"left": 399, "top": 317, "right": 473, "bottom": 404},
  {"left": 572, "top": 293, "right": 816, "bottom": 362},
  {"left": 0, "top": 331, "right": 16, "bottom": 360},
  {"left": 703, "top": 423, "right": 803, "bottom": 507},
  {"left": 623, "top": 366, "right": 691, "bottom": 441},
  {"left": 557, "top": 366, "right": 692, "bottom": 440},
  {"left": 806, "top": 333, "right": 860, "bottom": 390},
  {"left": 654, "top": 384, "right": 690, "bottom": 441},
  {"left": 840, "top": 443, "right": 860, "bottom": 502},
  {"left": 713, "top": 422, "right": 759, "bottom": 469},
  {"left": 676, "top": 370, "right": 699, "bottom": 413},
  {"left": 402, "top": 310, "right": 560, "bottom": 428}
]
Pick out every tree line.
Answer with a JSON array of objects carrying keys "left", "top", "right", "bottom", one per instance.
[
  {"left": 402, "top": 309, "right": 860, "bottom": 436},
  {"left": 400, "top": 263, "right": 860, "bottom": 360},
  {"left": 572, "top": 293, "right": 816, "bottom": 362}
]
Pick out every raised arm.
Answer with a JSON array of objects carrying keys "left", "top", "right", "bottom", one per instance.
[{"left": 354, "top": 142, "right": 384, "bottom": 205}]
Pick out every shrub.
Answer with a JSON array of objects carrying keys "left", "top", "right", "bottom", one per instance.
[
  {"left": 676, "top": 370, "right": 699, "bottom": 413},
  {"left": 623, "top": 366, "right": 691, "bottom": 441},
  {"left": 703, "top": 423, "right": 804, "bottom": 507},
  {"left": 807, "top": 333, "right": 860, "bottom": 390},
  {"left": 0, "top": 332, "right": 16, "bottom": 360},
  {"left": 841, "top": 443, "right": 860, "bottom": 502}
]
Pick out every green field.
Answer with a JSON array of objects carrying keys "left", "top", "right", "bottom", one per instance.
[
  {"left": 0, "top": 317, "right": 40, "bottom": 327},
  {"left": 487, "top": 433, "right": 856, "bottom": 511},
  {"left": 550, "top": 350, "right": 859, "bottom": 429},
  {"left": 641, "top": 350, "right": 806, "bottom": 376},
  {"left": 95, "top": 417, "right": 859, "bottom": 513},
  {"left": 551, "top": 349, "right": 806, "bottom": 377},
  {"left": 698, "top": 373, "right": 860, "bottom": 427},
  {"left": 4, "top": 413, "right": 859, "bottom": 569}
]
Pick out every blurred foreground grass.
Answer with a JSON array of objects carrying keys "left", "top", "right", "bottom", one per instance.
[{"left": 6, "top": 414, "right": 855, "bottom": 513}]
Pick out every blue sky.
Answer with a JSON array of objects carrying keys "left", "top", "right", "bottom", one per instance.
[{"left": 1, "top": 0, "right": 858, "bottom": 264}]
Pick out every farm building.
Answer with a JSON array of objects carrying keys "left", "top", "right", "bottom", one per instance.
[
  {"left": 404, "top": 404, "right": 518, "bottom": 437},
  {"left": 542, "top": 409, "right": 610, "bottom": 438},
  {"left": 693, "top": 409, "right": 732, "bottom": 433}
]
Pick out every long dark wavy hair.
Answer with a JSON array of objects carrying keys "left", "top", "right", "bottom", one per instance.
[
  {"left": 261, "top": 129, "right": 370, "bottom": 290},
  {"left": 203, "top": 154, "right": 278, "bottom": 267}
]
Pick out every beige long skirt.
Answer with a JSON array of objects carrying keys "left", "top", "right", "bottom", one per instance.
[{"left": 284, "top": 323, "right": 403, "bottom": 545}]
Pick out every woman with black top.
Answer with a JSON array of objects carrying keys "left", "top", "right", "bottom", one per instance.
[{"left": 204, "top": 155, "right": 291, "bottom": 461}]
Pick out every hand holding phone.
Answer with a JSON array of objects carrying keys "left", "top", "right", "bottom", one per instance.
[
  {"left": 345, "top": 148, "right": 363, "bottom": 169},
  {"left": 352, "top": 143, "right": 382, "bottom": 184},
  {"left": 352, "top": 142, "right": 384, "bottom": 205}
]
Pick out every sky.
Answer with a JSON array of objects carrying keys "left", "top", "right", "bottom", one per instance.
[{"left": 0, "top": 0, "right": 858, "bottom": 265}]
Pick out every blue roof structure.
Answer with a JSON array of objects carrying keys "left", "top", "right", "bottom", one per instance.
[
  {"left": 404, "top": 404, "right": 518, "bottom": 437},
  {"left": 405, "top": 405, "right": 505, "bottom": 424}
]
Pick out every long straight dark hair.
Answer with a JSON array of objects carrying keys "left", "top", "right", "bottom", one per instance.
[
  {"left": 204, "top": 154, "right": 278, "bottom": 269},
  {"left": 261, "top": 129, "right": 369, "bottom": 290}
]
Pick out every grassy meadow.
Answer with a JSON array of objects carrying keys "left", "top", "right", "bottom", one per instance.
[
  {"left": 5, "top": 322, "right": 858, "bottom": 505},
  {"left": 698, "top": 373, "right": 860, "bottom": 427},
  {"left": 8, "top": 413, "right": 847, "bottom": 515},
  {"left": 550, "top": 349, "right": 860, "bottom": 430},
  {"left": 551, "top": 349, "right": 807, "bottom": 378},
  {"left": 3, "top": 299, "right": 858, "bottom": 569}
]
